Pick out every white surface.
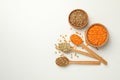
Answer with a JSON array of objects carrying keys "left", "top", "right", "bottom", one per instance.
[{"left": 0, "top": 0, "right": 120, "bottom": 80}]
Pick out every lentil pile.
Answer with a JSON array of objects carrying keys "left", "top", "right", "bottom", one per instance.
[
  {"left": 87, "top": 24, "right": 108, "bottom": 47},
  {"left": 70, "top": 34, "right": 83, "bottom": 46}
]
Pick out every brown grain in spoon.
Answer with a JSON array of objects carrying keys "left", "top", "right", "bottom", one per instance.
[{"left": 56, "top": 56, "right": 100, "bottom": 67}]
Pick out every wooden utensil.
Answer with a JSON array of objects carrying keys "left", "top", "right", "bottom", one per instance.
[
  {"left": 71, "top": 48, "right": 95, "bottom": 59},
  {"left": 56, "top": 42, "right": 96, "bottom": 59},
  {"left": 70, "top": 34, "right": 107, "bottom": 65},
  {"left": 55, "top": 56, "right": 100, "bottom": 67}
]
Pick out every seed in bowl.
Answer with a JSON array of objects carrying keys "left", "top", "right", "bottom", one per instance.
[
  {"left": 86, "top": 23, "right": 109, "bottom": 47},
  {"left": 69, "top": 9, "right": 88, "bottom": 29}
]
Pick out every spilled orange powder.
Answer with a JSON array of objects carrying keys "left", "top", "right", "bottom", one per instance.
[{"left": 87, "top": 24, "right": 107, "bottom": 46}]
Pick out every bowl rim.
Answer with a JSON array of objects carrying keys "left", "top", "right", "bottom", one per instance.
[
  {"left": 85, "top": 23, "right": 109, "bottom": 48},
  {"left": 68, "top": 9, "right": 88, "bottom": 29}
]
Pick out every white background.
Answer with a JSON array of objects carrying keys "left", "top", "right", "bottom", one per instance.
[{"left": 0, "top": 0, "right": 120, "bottom": 80}]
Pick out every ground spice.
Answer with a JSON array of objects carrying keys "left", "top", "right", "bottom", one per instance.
[
  {"left": 87, "top": 24, "right": 108, "bottom": 47},
  {"left": 70, "top": 34, "right": 83, "bottom": 46}
]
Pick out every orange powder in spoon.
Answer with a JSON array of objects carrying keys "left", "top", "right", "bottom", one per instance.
[
  {"left": 70, "top": 34, "right": 83, "bottom": 46},
  {"left": 70, "top": 33, "right": 108, "bottom": 65}
]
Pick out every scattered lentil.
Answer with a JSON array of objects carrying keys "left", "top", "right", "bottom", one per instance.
[
  {"left": 65, "top": 35, "right": 67, "bottom": 37},
  {"left": 74, "top": 52, "right": 77, "bottom": 57},
  {"left": 70, "top": 27, "right": 73, "bottom": 30},
  {"left": 95, "top": 47, "right": 99, "bottom": 50},
  {"left": 55, "top": 51, "right": 57, "bottom": 54},
  {"left": 76, "top": 55, "right": 79, "bottom": 58},
  {"left": 76, "top": 32, "right": 79, "bottom": 34},
  {"left": 71, "top": 53, "right": 73, "bottom": 59}
]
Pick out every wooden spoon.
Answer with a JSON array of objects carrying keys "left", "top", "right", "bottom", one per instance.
[
  {"left": 56, "top": 42, "right": 95, "bottom": 59},
  {"left": 70, "top": 34, "right": 107, "bottom": 65},
  {"left": 55, "top": 56, "right": 100, "bottom": 67}
]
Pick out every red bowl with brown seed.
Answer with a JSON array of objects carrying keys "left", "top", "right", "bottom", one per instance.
[{"left": 68, "top": 9, "right": 88, "bottom": 29}]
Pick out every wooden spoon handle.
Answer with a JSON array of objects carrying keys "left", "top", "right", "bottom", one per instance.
[
  {"left": 69, "top": 61, "right": 100, "bottom": 65},
  {"left": 81, "top": 43, "right": 107, "bottom": 65},
  {"left": 72, "top": 48, "right": 96, "bottom": 59}
]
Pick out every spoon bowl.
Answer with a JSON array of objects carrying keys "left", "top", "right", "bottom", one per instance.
[{"left": 55, "top": 56, "right": 101, "bottom": 67}]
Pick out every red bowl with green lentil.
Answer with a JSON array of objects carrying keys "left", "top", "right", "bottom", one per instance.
[
  {"left": 68, "top": 9, "right": 88, "bottom": 29},
  {"left": 85, "top": 23, "right": 109, "bottom": 48}
]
